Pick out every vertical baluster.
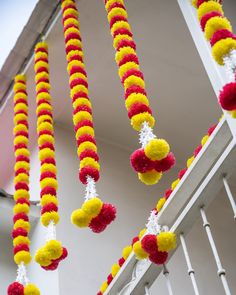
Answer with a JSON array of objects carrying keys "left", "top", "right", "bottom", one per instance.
[
  {"left": 180, "top": 234, "right": 200, "bottom": 295},
  {"left": 200, "top": 207, "right": 231, "bottom": 295},
  {"left": 144, "top": 284, "right": 150, "bottom": 295},
  {"left": 222, "top": 177, "right": 236, "bottom": 219},
  {"left": 163, "top": 264, "right": 174, "bottom": 295}
]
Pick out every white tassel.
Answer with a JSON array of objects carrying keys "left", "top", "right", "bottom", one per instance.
[
  {"left": 16, "top": 262, "right": 29, "bottom": 285},
  {"left": 85, "top": 176, "right": 97, "bottom": 201},
  {"left": 145, "top": 210, "right": 161, "bottom": 235},
  {"left": 139, "top": 121, "right": 156, "bottom": 148},
  {"left": 223, "top": 50, "right": 236, "bottom": 82},
  {"left": 46, "top": 220, "right": 56, "bottom": 241}
]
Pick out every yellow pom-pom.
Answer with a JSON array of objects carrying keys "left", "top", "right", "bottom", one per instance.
[
  {"left": 191, "top": 0, "right": 198, "bottom": 8},
  {"left": 157, "top": 232, "right": 177, "bottom": 252},
  {"left": 14, "top": 103, "right": 28, "bottom": 114},
  {"left": 73, "top": 111, "right": 92, "bottom": 125},
  {"left": 115, "top": 47, "right": 135, "bottom": 64},
  {"left": 75, "top": 126, "right": 95, "bottom": 138},
  {"left": 100, "top": 281, "right": 108, "bottom": 293},
  {"left": 14, "top": 113, "right": 27, "bottom": 125},
  {"left": 124, "top": 75, "right": 145, "bottom": 90},
  {"left": 138, "top": 228, "right": 146, "bottom": 239},
  {"left": 14, "top": 161, "right": 30, "bottom": 173},
  {"left": 40, "top": 177, "right": 58, "bottom": 190},
  {"left": 38, "top": 134, "right": 54, "bottom": 146},
  {"left": 14, "top": 92, "right": 27, "bottom": 103},
  {"left": 37, "top": 115, "right": 53, "bottom": 127},
  {"left": 14, "top": 220, "right": 30, "bottom": 232},
  {"left": 204, "top": 17, "right": 232, "bottom": 41},
  {"left": 14, "top": 173, "right": 29, "bottom": 185},
  {"left": 201, "top": 134, "right": 209, "bottom": 146},
  {"left": 108, "top": 7, "right": 128, "bottom": 23},
  {"left": 118, "top": 61, "right": 139, "bottom": 79},
  {"left": 125, "top": 93, "right": 149, "bottom": 110},
  {"left": 13, "top": 82, "right": 27, "bottom": 93},
  {"left": 131, "top": 113, "right": 155, "bottom": 131},
  {"left": 138, "top": 170, "right": 162, "bottom": 185},
  {"left": 24, "top": 284, "right": 41, "bottom": 295},
  {"left": 231, "top": 110, "right": 236, "bottom": 118},
  {"left": 77, "top": 141, "right": 97, "bottom": 155},
  {"left": 45, "top": 240, "right": 63, "bottom": 260},
  {"left": 14, "top": 189, "right": 30, "bottom": 201},
  {"left": 35, "top": 41, "right": 48, "bottom": 51},
  {"left": 40, "top": 163, "right": 57, "bottom": 175},
  {"left": 13, "top": 236, "right": 30, "bottom": 247},
  {"left": 39, "top": 148, "right": 55, "bottom": 162},
  {"left": 81, "top": 198, "right": 103, "bottom": 218},
  {"left": 111, "top": 263, "right": 120, "bottom": 277},
  {"left": 133, "top": 241, "right": 148, "bottom": 260},
  {"left": 197, "top": 1, "right": 223, "bottom": 21},
  {"left": 63, "top": 7, "right": 79, "bottom": 18},
  {"left": 156, "top": 197, "right": 166, "bottom": 212},
  {"left": 15, "top": 148, "right": 30, "bottom": 157},
  {"left": 111, "top": 21, "right": 131, "bottom": 36},
  {"left": 212, "top": 38, "right": 236, "bottom": 65},
  {"left": 187, "top": 156, "right": 195, "bottom": 168},
  {"left": 171, "top": 179, "right": 180, "bottom": 190},
  {"left": 80, "top": 157, "right": 100, "bottom": 171},
  {"left": 67, "top": 59, "right": 85, "bottom": 74},
  {"left": 14, "top": 124, "right": 28, "bottom": 135},
  {"left": 36, "top": 103, "right": 52, "bottom": 115},
  {"left": 40, "top": 194, "right": 58, "bottom": 206},
  {"left": 37, "top": 122, "right": 53, "bottom": 133},
  {"left": 35, "top": 249, "right": 51, "bottom": 267},
  {"left": 144, "top": 139, "right": 170, "bottom": 161},
  {"left": 14, "top": 135, "right": 28, "bottom": 146},
  {"left": 14, "top": 251, "right": 31, "bottom": 265},
  {"left": 13, "top": 203, "right": 30, "bottom": 215},
  {"left": 71, "top": 209, "right": 92, "bottom": 227},
  {"left": 15, "top": 74, "right": 26, "bottom": 83},
  {"left": 122, "top": 245, "right": 132, "bottom": 259},
  {"left": 41, "top": 212, "right": 60, "bottom": 226},
  {"left": 105, "top": 0, "right": 124, "bottom": 11},
  {"left": 73, "top": 97, "right": 91, "bottom": 109}
]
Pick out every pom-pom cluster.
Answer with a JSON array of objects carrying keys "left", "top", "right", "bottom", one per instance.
[
  {"left": 192, "top": 0, "right": 236, "bottom": 116},
  {"left": 104, "top": 0, "right": 175, "bottom": 184},
  {"left": 96, "top": 120, "right": 218, "bottom": 293},
  {"left": 35, "top": 240, "right": 68, "bottom": 270},
  {"left": 34, "top": 42, "right": 67, "bottom": 270},
  {"left": 10, "top": 74, "right": 40, "bottom": 293},
  {"left": 12, "top": 75, "right": 32, "bottom": 267},
  {"left": 8, "top": 282, "right": 40, "bottom": 295},
  {"left": 71, "top": 198, "right": 116, "bottom": 233},
  {"left": 61, "top": 0, "right": 116, "bottom": 232}
]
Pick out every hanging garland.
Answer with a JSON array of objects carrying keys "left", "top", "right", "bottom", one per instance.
[
  {"left": 61, "top": 0, "right": 116, "bottom": 233},
  {"left": 8, "top": 74, "right": 40, "bottom": 294},
  {"left": 191, "top": 0, "right": 236, "bottom": 117},
  {"left": 33, "top": 42, "right": 68, "bottom": 270},
  {"left": 97, "top": 120, "right": 218, "bottom": 294},
  {"left": 103, "top": 0, "right": 175, "bottom": 185}
]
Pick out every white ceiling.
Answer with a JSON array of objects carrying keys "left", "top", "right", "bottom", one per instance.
[{"left": 1, "top": 0, "right": 236, "bottom": 185}]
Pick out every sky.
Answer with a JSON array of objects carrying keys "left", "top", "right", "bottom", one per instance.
[{"left": 0, "top": 0, "right": 38, "bottom": 69}]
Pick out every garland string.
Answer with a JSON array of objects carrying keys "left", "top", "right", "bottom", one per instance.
[
  {"left": 33, "top": 41, "right": 68, "bottom": 271},
  {"left": 103, "top": 0, "right": 175, "bottom": 185},
  {"left": 8, "top": 74, "right": 40, "bottom": 295},
  {"left": 61, "top": 0, "right": 116, "bottom": 233},
  {"left": 191, "top": 0, "right": 236, "bottom": 117}
]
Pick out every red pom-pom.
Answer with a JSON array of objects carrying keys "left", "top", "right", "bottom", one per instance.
[
  {"left": 13, "top": 244, "right": 29, "bottom": 255},
  {"left": 7, "top": 282, "right": 24, "bottom": 295},
  {"left": 40, "top": 171, "right": 56, "bottom": 181},
  {"left": 210, "top": 29, "right": 236, "bottom": 47},
  {"left": 73, "top": 105, "right": 92, "bottom": 115},
  {"left": 141, "top": 234, "right": 157, "bottom": 255},
  {"left": 149, "top": 251, "right": 168, "bottom": 265},
  {"left": 74, "top": 120, "right": 93, "bottom": 132},
  {"left": 132, "top": 236, "right": 139, "bottom": 245},
  {"left": 194, "top": 145, "right": 202, "bottom": 157},
  {"left": 154, "top": 152, "right": 175, "bottom": 173},
  {"left": 40, "top": 187, "right": 56, "bottom": 197},
  {"left": 53, "top": 247, "right": 68, "bottom": 263},
  {"left": 109, "top": 15, "right": 127, "bottom": 28},
  {"left": 72, "top": 91, "right": 88, "bottom": 102},
  {"left": 39, "top": 142, "right": 55, "bottom": 151},
  {"left": 41, "top": 158, "right": 56, "bottom": 165},
  {"left": 130, "top": 149, "right": 154, "bottom": 173},
  {"left": 208, "top": 124, "right": 217, "bottom": 136},
  {"left": 13, "top": 213, "right": 29, "bottom": 223},
  {"left": 165, "top": 189, "right": 172, "bottom": 199},
  {"left": 42, "top": 261, "right": 59, "bottom": 271},
  {"left": 89, "top": 217, "right": 107, "bottom": 233},
  {"left": 79, "top": 167, "right": 100, "bottom": 184},
  {"left": 12, "top": 227, "right": 28, "bottom": 238},
  {"left": 16, "top": 198, "right": 30, "bottom": 206},
  {"left": 79, "top": 149, "right": 99, "bottom": 162},
  {"left": 15, "top": 182, "right": 29, "bottom": 191},
  {"left": 200, "top": 11, "right": 222, "bottom": 31},
  {"left": 98, "top": 203, "right": 117, "bottom": 225},
  {"left": 128, "top": 103, "right": 152, "bottom": 119},
  {"left": 107, "top": 273, "right": 113, "bottom": 284},
  {"left": 119, "top": 54, "right": 139, "bottom": 67},
  {"left": 77, "top": 134, "right": 96, "bottom": 146},
  {"left": 125, "top": 85, "right": 146, "bottom": 99},
  {"left": 118, "top": 257, "right": 125, "bottom": 267},
  {"left": 41, "top": 203, "right": 58, "bottom": 214},
  {"left": 97, "top": 292, "right": 103, "bottom": 295},
  {"left": 178, "top": 168, "right": 187, "bottom": 179},
  {"left": 16, "top": 155, "right": 29, "bottom": 163},
  {"left": 197, "top": 0, "right": 222, "bottom": 8},
  {"left": 116, "top": 39, "right": 136, "bottom": 51},
  {"left": 121, "top": 69, "right": 144, "bottom": 84},
  {"left": 107, "top": 2, "right": 125, "bottom": 13},
  {"left": 219, "top": 82, "right": 236, "bottom": 111}
]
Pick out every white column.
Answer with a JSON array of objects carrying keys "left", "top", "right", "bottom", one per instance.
[
  {"left": 163, "top": 264, "right": 174, "bottom": 295},
  {"left": 200, "top": 207, "right": 231, "bottom": 295},
  {"left": 180, "top": 234, "right": 200, "bottom": 295}
]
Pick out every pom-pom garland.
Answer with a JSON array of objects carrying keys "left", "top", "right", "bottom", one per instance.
[
  {"left": 33, "top": 42, "right": 67, "bottom": 270},
  {"left": 61, "top": 0, "right": 116, "bottom": 232},
  {"left": 96, "top": 119, "right": 219, "bottom": 293},
  {"left": 191, "top": 0, "right": 236, "bottom": 117},
  {"left": 10, "top": 74, "right": 40, "bottom": 293},
  {"left": 104, "top": 0, "right": 175, "bottom": 184}
]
